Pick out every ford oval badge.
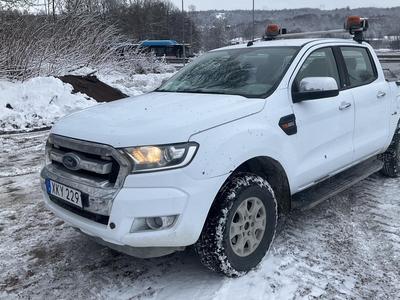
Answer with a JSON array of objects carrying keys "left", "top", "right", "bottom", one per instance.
[{"left": 62, "top": 153, "right": 81, "bottom": 171}]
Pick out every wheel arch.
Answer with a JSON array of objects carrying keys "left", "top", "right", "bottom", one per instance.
[
  {"left": 229, "top": 156, "right": 291, "bottom": 214},
  {"left": 379, "top": 119, "right": 400, "bottom": 178}
]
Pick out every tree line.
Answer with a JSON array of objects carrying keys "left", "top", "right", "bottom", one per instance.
[{"left": 1, "top": 0, "right": 200, "bottom": 47}]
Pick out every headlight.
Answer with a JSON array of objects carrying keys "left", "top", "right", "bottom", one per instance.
[{"left": 122, "top": 142, "right": 198, "bottom": 173}]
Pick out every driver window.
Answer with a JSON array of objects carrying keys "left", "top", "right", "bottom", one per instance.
[{"left": 293, "top": 47, "right": 340, "bottom": 93}]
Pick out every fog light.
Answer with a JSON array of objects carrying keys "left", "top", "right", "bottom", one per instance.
[
  {"left": 146, "top": 216, "right": 176, "bottom": 230},
  {"left": 146, "top": 217, "right": 163, "bottom": 229},
  {"left": 129, "top": 215, "right": 178, "bottom": 233}
]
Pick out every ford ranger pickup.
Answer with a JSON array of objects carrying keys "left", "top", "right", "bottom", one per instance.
[{"left": 40, "top": 16, "right": 400, "bottom": 276}]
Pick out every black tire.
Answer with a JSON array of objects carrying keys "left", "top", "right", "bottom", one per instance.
[
  {"left": 380, "top": 123, "right": 400, "bottom": 178},
  {"left": 194, "top": 173, "right": 277, "bottom": 277}
]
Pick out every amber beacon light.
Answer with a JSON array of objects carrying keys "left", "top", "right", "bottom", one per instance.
[{"left": 263, "top": 15, "right": 369, "bottom": 43}]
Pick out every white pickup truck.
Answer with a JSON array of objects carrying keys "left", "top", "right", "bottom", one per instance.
[{"left": 40, "top": 16, "right": 400, "bottom": 276}]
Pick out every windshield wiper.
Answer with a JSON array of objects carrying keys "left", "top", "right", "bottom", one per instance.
[
  {"left": 157, "top": 88, "right": 235, "bottom": 95},
  {"left": 178, "top": 89, "right": 232, "bottom": 95}
]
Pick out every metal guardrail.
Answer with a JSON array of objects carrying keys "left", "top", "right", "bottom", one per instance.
[
  {"left": 377, "top": 55, "right": 400, "bottom": 71},
  {"left": 377, "top": 54, "right": 400, "bottom": 58},
  {"left": 377, "top": 55, "right": 400, "bottom": 63},
  {"left": 165, "top": 58, "right": 190, "bottom": 64},
  {"left": 165, "top": 58, "right": 189, "bottom": 70},
  {"left": 377, "top": 54, "right": 400, "bottom": 80}
]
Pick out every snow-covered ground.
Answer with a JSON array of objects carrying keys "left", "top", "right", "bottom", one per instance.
[
  {"left": 1, "top": 130, "right": 400, "bottom": 299},
  {"left": 1, "top": 69, "right": 400, "bottom": 299}
]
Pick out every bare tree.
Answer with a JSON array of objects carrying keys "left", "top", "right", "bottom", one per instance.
[
  {"left": 0, "top": 13, "right": 122, "bottom": 80},
  {"left": 202, "top": 15, "right": 229, "bottom": 51},
  {"left": 0, "top": 0, "right": 41, "bottom": 11}
]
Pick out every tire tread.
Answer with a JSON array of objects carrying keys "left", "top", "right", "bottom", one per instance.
[{"left": 194, "top": 173, "right": 277, "bottom": 277}]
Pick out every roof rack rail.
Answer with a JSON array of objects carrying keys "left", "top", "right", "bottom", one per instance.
[{"left": 263, "top": 16, "right": 369, "bottom": 44}]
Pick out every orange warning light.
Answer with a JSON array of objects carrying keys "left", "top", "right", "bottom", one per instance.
[
  {"left": 346, "top": 15, "right": 361, "bottom": 24},
  {"left": 266, "top": 24, "right": 279, "bottom": 32}
]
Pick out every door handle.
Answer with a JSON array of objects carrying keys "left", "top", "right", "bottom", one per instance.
[
  {"left": 377, "top": 91, "right": 386, "bottom": 98},
  {"left": 339, "top": 102, "right": 352, "bottom": 110}
]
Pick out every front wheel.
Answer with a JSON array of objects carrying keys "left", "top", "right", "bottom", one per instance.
[
  {"left": 194, "top": 173, "right": 277, "bottom": 277},
  {"left": 380, "top": 123, "right": 400, "bottom": 178}
]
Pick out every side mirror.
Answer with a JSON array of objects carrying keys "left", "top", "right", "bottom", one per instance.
[{"left": 292, "top": 77, "right": 339, "bottom": 103}]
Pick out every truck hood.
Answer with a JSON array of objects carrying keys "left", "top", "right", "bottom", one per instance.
[{"left": 51, "top": 92, "right": 265, "bottom": 147}]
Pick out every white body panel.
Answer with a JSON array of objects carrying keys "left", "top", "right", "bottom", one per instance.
[{"left": 52, "top": 92, "right": 265, "bottom": 147}]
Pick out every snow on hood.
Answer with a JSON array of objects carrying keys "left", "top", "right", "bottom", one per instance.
[{"left": 51, "top": 92, "right": 265, "bottom": 147}]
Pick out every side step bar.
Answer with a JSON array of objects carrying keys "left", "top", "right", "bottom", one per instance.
[{"left": 292, "top": 158, "right": 383, "bottom": 211}]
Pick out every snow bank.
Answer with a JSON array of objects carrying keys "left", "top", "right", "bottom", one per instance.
[
  {"left": 0, "top": 77, "right": 96, "bottom": 133},
  {"left": 0, "top": 72, "right": 173, "bottom": 134}
]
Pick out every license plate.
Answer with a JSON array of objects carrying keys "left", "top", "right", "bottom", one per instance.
[{"left": 46, "top": 179, "right": 83, "bottom": 208}]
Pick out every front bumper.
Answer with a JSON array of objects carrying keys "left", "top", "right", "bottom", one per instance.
[{"left": 41, "top": 168, "right": 226, "bottom": 252}]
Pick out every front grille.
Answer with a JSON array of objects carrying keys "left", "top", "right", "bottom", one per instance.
[
  {"left": 42, "top": 134, "right": 131, "bottom": 221},
  {"left": 50, "top": 148, "right": 120, "bottom": 184},
  {"left": 48, "top": 138, "right": 121, "bottom": 186}
]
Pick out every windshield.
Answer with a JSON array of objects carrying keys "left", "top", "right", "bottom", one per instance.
[{"left": 157, "top": 46, "right": 299, "bottom": 98}]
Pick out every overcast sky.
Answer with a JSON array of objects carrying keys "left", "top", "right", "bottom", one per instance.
[{"left": 169, "top": 0, "right": 397, "bottom": 11}]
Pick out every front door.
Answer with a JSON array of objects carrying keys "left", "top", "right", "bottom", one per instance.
[{"left": 289, "top": 47, "right": 355, "bottom": 191}]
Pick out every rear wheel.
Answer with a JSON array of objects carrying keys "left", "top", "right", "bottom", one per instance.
[
  {"left": 194, "top": 173, "right": 277, "bottom": 277},
  {"left": 380, "top": 123, "right": 400, "bottom": 178}
]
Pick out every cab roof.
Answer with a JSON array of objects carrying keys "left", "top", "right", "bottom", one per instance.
[{"left": 212, "top": 38, "right": 364, "bottom": 52}]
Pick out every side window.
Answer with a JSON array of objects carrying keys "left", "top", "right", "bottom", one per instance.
[
  {"left": 341, "top": 47, "right": 377, "bottom": 87},
  {"left": 293, "top": 47, "right": 340, "bottom": 93}
]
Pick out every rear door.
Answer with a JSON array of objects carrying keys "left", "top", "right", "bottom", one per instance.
[{"left": 339, "top": 46, "right": 391, "bottom": 161}]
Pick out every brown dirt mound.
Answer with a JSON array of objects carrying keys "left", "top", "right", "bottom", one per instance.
[{"left": 58, "top": 75, "right": 128, "bottom": 102}]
